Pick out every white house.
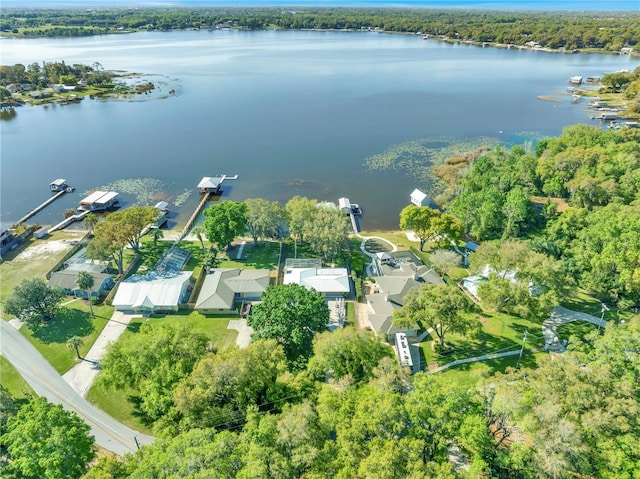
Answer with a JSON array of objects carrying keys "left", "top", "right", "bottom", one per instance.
[
  {"left": 112, "top": 271, "right": 192, "bottom": 313},
  {"left": 410, "top": 188, "right": 429, "bottom": 207},
  {"left": 284, "top": 266, "right": 351, "bottom": 299}
]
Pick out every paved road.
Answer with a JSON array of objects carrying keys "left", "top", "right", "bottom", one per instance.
[{"left": 0, "top": 320, "right": 154, "bottom": 456}]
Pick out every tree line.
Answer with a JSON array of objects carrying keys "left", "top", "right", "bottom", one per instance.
[{"left": 1, "top": 7, "right": 638, "bottom": 52}]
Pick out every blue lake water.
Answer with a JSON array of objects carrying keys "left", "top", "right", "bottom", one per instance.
[{"left": 0, "top": 30, "right": 637, "bottom": 230}]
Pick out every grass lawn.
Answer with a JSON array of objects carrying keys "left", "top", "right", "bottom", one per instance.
[
  {"left": 19, "top": 301, "right": 113, "bottom": 375},
  {"left": 86, "top": 381, "right": 153, "bottom": 435},
  {"left": 124, "top": 309, "right": 239, "bottom": 352},
  {"left": 556, "top": 319, "right": 600, "bottom": 345},
  {"left": 0, "top": 356, "right": 35, "bottom": 398},
  {"left": 0, "top": 229, "right": 87, "bottom": 317},
  {"left": 561, "top": 288, "right": 635, "bottom": 323},
  {"left": 419, "top": 311, "right": 544, "bottom": 368},
  {"left": 435, "top": 352, "right": 545, "bottom": 390},
  {"left": 359, "top": 230, "right": 417, "bottom": 251}
]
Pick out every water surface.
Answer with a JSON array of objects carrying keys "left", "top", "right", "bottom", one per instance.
[{"left": 0, "top": 31, "right": 635, "bottom": 229}]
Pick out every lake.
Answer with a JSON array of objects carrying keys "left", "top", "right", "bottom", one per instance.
[{"left": 0, "top": 30, "right": 636, "bottom": 230}]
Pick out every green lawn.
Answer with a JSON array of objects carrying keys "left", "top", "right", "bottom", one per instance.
[
  {"left": 556, "top": 319, "right": 600, "bottom": 345},
  {"left": 20, "top": 301, "right": 113, "bottom": 374},
  {"left": 434, "top": 352, "right": 544, "bottom": 390},
  {"left": 561, "top": 288, "right": 635, "bottom": 323},
  {"left": 86, "top": 381, "right": 153, "bottom": 435},
  {"left": 123, "top": 310, "right": 239, "bottom": 352},
  {"left": 0, "top": 356, "right": 35, "bottom": 398},
  {"left": 0, "top": 229, "right": 87, "bottom": 317},
  {"left": 420, "top": 312, "right": 544, "bottom": 369}
]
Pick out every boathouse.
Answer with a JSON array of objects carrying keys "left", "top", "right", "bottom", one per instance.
[
  {"left": 49, "top": 179, "right": 68, "bottom": 192},
  {"left": 410, "top": 188, "right": 429, "bottom": 207},
  {"left": 198, "top": 177, "right": 224, "bottom": 194},
  {"left": 79, "top": 191, "right": 119, "bottom": 212}
]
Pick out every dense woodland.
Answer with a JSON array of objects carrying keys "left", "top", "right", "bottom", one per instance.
[{"left": 1, "top": 7, "right": 639, "bottom": 52}]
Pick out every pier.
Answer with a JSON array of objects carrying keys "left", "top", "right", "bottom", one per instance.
[
  {"left": 15, "top": 190, "right": 67, "bottom": 226},
  {"left": 178, "top": 192, "right": 211, "bottom": 242},
  {"left": 338, "top": 197, "right": 362, "bottom": 234},
  {"left": 48, "top": 210, "right": 89, "bottom": 234}
]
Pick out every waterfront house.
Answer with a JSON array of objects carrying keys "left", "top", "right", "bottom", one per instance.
[
  {"left": 283, "top": 259, "right": 351, "bottom": 299},
  {"left": 48, "top": 270, "right": 114, "bottom": 299},
  {"left": 195, "top": 268, "right": 270, "bottom": 314},
  {"left": 112, "top": 271, "right": 192, "bottom": 313}
]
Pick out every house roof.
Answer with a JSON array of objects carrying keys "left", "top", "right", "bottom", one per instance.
[
  {"left": 196, "top": 268, "right": 270, "bottom": 309},
  {"left": 410, "top": 188, "right": 427, "bottom": 202},
  {"left": 198, "top": 177, "right": 223, "bottom": 189},
  {"left": 283, "top": 267, "right": 350, "bottom": 294},
  {"left": 112, "top": 271, "right": 191, "bottom": 309},
  {"left": 48, "top": 270, "right": 112, "bottom": 292},
  {"left": 465, "top": 241, "right": 480, "bottom": 252}
]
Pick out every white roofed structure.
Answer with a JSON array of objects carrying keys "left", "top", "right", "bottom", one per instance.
[
  {"left": 410, "top": 188, "right": 429, "bottom": 206},
  {"left": 112, "top": 271, "right": 192, "bottom": 313},
  {"left": 284, "top": 266, "right": 350, "bottom": 298}
]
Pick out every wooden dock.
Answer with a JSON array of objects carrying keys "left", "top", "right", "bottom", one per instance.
[
  {"left": 15, "top": 190, "right": 67, "bottom": 226},
  {"left": 349, "top": 210, "right": 360, "bottom": 234},
  {"left": 177, "top": 192, "right": 211, "bottom": 242},
  {"left": 47, "top": 210, "right": 89, "bottom": 234}
]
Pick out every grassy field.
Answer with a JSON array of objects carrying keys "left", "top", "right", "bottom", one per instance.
[
  {"left": 126, "top": 310, "right": 239, "bottom": 349},
  {"left": 435, "top": 351, "right": 544, "bottom": 390},
  {"left": 420, "top": 311, "right": 544, "bottom": 369},
  {"left": 0, "top": 356, "right": 35, "bottom": 398},
  {"left": 20, "top": 301, "right": 113, "bottom": 374},
  {"left": 0, "top": 229, "right": 87, "bottom": 317},
  {"left": 561, "top": 288, "right": 635, "bottom": 323}
]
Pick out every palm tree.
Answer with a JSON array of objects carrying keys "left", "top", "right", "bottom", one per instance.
[
  {"left": 151, "top": 227, "right": 164, "bottom": 245},
  {"left": 66, "top": 336, "right": 84, "bottom": 359},
  {"left": 76, "top": 271, "right": 95, "bottom": 317},
  {"left": 84, "top": 213, "right": 98, "bottom": 233},
  {"left": 192, "top": 225, "right": 206, "bottom": 251}
]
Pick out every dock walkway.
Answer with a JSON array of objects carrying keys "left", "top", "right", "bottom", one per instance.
[
  {"left": 15, "top": 190, "right": 67, "bottom": 225},
  {"left": 48, "top": 210, "right": 89, "bottom": 234},
  {"left": 177, "top": 192, "right": 211, "bottom": 243}
]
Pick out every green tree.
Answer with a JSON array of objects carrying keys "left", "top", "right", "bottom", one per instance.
[
  {"left": 174, "top": 340, "right": 288, "bottom": 431},
  {"left": 429, "top": 249, "right": 462, "bottom": 278},
  {"left": 75, "top": 271, "right": 95, "bottom": 317},
  {"left": 245, "top": 198, "right": 285, "bottom": 245},
  {"left": 203, "top": 200, "right": 247, "bottom": 251},
  {"left": 307, "top": 327, "right": 394, "bottom": 383},
  {"left": 305, "top": 205, "right": 351, "bottom": 262},
  {"left": 248, "top": 284, "right": 329, "bottom": 368},
  {"left": 67, "top": 335, "right": 84, "bottom": 359},
  {"left": 399, "top": 205, "right": 463, "bottom": 251},
  {"left": 83, "top": 212, "right": 98, "bottom": 233},
  {"left": 191, "top": 224, "right": 206, "bottom": 250},
  {"left": 394, "top": 283, "right": 476, "bottom": 348},
  {"left": 1, "top": 397, "right": 95, "bottom": 479},
  {"left": 150, "top": 227, "right": 163, "bottom": 245},
  {"left": 285, "top": 196, "right": 317, "bottom": 245},
  {"left": 98, "top": 323, "right": 208, "bottom": 423},
  {"left": 4, "top": 278, "right": 65, "bottom": 328}
]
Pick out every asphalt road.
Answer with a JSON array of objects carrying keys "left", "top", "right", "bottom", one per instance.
[{"left": 0, "top": 319, "right": 154, "bottom": 456}]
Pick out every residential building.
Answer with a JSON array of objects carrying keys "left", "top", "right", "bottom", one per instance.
[{"left": 195, "top": 268, "right": 270, "bottom": 314}]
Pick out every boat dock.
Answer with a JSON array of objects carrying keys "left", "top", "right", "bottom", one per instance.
[
  {"left": 338, "top": 197, "right": 362, "bottom": 234},
  {"left": 47, "top": 210, "right": 89, "bottom": 234},
  {"left": 14, "top": 188, "right": 70, "bottom": 226},
  {"left": 178, "top": 192, "right": 211, "bottom": 242}
]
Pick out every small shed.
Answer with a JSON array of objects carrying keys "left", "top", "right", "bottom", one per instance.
[
  {"left": 410, "top": 188, "right": 429, "bottom": 207},
  {"left": 465, "top": 241, "right": 480, "bottom": 253},
  {"left": 338, "top": 197, "right": 351, "bottom": 214},
  {"left": 34, "top": 227, "right": 49, "bottom": 239}
]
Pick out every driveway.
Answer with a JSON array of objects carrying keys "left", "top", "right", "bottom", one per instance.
[
  {"left": 63, "top": 311, "right": 141, "bottom": 397},
  {"left": 1, "top": 319, "right": 154, "bottom": 456}
]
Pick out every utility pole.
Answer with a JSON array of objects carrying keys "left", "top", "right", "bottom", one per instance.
[
  {"left": 516, "top": 329, "right": 529, "bottom": 369},
  {"left": 598, "top": 303, "right": 609, "bottom": 332}
]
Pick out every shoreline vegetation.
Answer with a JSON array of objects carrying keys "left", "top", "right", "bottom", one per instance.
[{"left": 1, "top": 7, "right": 638, "bottom": 56}]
